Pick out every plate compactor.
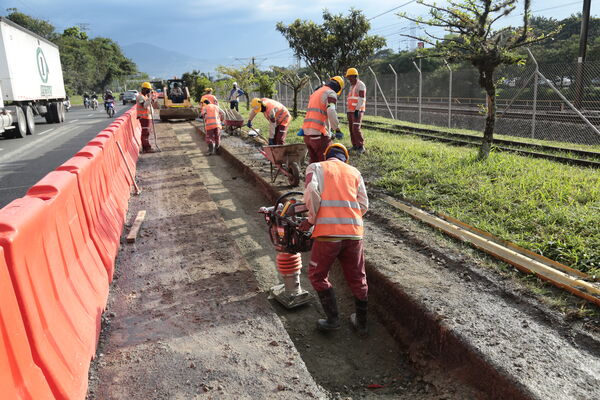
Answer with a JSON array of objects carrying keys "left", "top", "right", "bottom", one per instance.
[{"left": 259, "top": 192, "right": 313, "bottom": 309}]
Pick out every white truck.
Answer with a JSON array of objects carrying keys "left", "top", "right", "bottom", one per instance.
[{"left": 0, "top": 17, "right": 67, "bottom": 138}]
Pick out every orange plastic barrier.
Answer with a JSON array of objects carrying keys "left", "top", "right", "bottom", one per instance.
[
  {"left": 0, "top": 247, "right": 54, "bottom": 400},
  {"left": 58, "top": 146, "right": 123, "bottom": 280},
  {"left": 0, "top": 196, "right": 93, "bottom": 399}
]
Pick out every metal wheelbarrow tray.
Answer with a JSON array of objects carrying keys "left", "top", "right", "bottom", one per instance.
[{"left": 259, "top": 143, "right": 307, "bottom": 187}]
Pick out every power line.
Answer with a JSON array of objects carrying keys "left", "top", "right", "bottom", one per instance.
[{"left": 369, "top": 0, "right": 417, "bottom": 21}]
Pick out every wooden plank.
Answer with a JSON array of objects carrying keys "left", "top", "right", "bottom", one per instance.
[
  {"left": 380, "top": 195, "right": 600, "bottom": 306},
  {"left": 126, "top": 210, "right": 147, "bottom": 243}
]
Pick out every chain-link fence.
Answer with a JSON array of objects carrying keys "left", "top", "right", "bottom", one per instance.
[{"left": 276, "top": 55, "right": 600, "bottom": 147}]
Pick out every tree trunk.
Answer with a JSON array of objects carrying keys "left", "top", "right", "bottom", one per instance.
[
  {"left": 479, "top": 68, "right": 496, "bottom": 160},
  {"left": 292, "top": 87, "right": 299, "bottom": 119}
]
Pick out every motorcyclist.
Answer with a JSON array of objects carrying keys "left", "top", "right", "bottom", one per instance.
[
  {"left": 83, "top": 92, "right": 90, "bottom": 109},
  {"left": 104, "top": 90, "right": 115, "bottom": 110}
]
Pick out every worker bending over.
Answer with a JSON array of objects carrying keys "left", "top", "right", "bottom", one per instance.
[
  {"left": 300, "top": 143, "right": 369, "bottom": 337},
  {"left": 200, "top": 88, "right": 219, "bottom": 106},
  {"left": 201, "top": 99, "right": 225, "bottom": 155},
  {"left": 137, "top": 82, "right": 155, "bottom": 153},
  {"left": 301, "top": 76, "right": 344, "bottom": 163},
  {"left": 247, "top": 97, "right": 291, "bottom": 145},
  {"left": 346, "top": 68, "right": 367, "bottom": 154}
]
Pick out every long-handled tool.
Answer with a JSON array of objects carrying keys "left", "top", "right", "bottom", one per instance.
[
  {"left": 150, "top": 97, "right": 161, "bottom": 152},
  {"left": 116, "top": 141, "right": 141, "bottom": 195}
]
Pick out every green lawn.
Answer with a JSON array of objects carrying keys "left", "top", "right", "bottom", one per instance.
[{"left": 227, "top": 102, "right": 600, "bottom": 276}]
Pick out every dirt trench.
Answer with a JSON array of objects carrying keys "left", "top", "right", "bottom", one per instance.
[{"left": 172, "top": 123, "right": 478, "bottom": 399}]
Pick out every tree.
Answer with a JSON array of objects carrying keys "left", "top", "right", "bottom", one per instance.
[
  {"left": 276, "top": 9, "right": 386, "bottom": 79},
  {"left": 255, "top": 72, "right": 278, "bottom": 98},
  {"left": 400, "top": 0, "right": 557, "bottom": 159},
  {"left": 273, "top": 67, "right": 309, "bottom": 119},
  {"left": 215, "top": 64, "right": 254, "bottom": 109}
]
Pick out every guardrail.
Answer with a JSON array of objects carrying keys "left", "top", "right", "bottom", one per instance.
[{"left": 0, "top": 107, "right": 141, "bottom": 398}]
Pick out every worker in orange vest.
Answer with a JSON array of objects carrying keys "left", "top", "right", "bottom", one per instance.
[
  {"left": 200, "top": 88, "right": 218, "bottom": 107},
  {"left": 345, "top": 68, "right": 367, "bottom": 154},
  {"left": 201, "top": 99, "right": 225, "bottom": 155},
  {"left": 299, "top": 143, "right": 369, "bottom": 336},
  {"left": 301, "top": 76, "right": 345, "bottom": 163},
  {"left": 136, "top": 81, "right": 154, "bottom": 153},
  {"left": 247, "top": 97, "right": 291, "bottom": 145}
]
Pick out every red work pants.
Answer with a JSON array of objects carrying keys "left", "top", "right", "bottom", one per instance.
[
  {"left": 304, "top": 134, "right": 331, "bottom": 164},
  {"left": 139, "top": 118, "right": 151, "bottom": 150},
  {"left": 308, "top": 239, "right": 367, "bottom": 300},
  {"left": 273, "top": 125, "right": 288, "bottom": 145},
  {"left": 347, "top": 111, "right": 364, "bottom": 148},
  {"left": 205, "top": 128, "right": 221, "bottom": 147}
]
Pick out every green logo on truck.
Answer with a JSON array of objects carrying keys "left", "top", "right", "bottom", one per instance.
[{"left": 36, "top": 47, "right": 49, "bottom": 83}]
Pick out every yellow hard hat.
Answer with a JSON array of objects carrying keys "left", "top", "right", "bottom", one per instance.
[
  {"left": 250, "top": 97, "right": 263, "bottom": 112},
  {"left": 204, "top": 87, "right": 213, "bottom": 93},
  {"left": 141, "top": 81, "right": 152, "bottom": 89},
  {"left": 345, "top": 67, "right": 359, "bottom": 77},
  {"left": 330, "top": 76, "right": 345, "bottom": 95},
  {"left": 323, "top": 143, "right": 350, "bottom": 163}
]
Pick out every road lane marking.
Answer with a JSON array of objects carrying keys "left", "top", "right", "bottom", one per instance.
[
  {"left": 68, "top": 119, "right": 79, "bottom": 124},
  {"left": 0, "top": 124, "right": 80, "bottom": 164},
  {"left": 0, "top": 184, "right": 33, "bottom": 191},
  {"left": 38, "top": 128, "right": 53, "bottom": 135},
  {"left": 87, "top": 113, "right": 93, "bottom": 117}
]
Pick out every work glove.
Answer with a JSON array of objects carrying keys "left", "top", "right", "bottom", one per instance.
[
  {"left": 335, "top": 129, "right": 344, "bottom": 140},
  {"left": 246, "top": 120, "right": 252, "bottom": 128},
  {"left": 298, "top": 220, "right": 313, "bottom": 232},
  {"left": 354, "top": 109, "right": 359, "bottom": 119},
  {"left": 297, "top": 128, "right": 305, "bottom": 137},
  {"left": 268, "top": 138, "right": 275, "bottom": 146}
]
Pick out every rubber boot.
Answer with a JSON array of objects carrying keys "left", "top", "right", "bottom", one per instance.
[
  {"left": 316, "top": 288, "right": 341, "bottom": 331},
  {"left": 206, "top": 142, "right": 214, "bottom": 156},
  {"left": 213, "top": 143, "right": 220, "bottom": 155},
  {"left": 350, "top": 297, "right": 368, "bottom": 338}
]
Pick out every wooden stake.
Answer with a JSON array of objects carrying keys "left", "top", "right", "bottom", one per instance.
[{"left": 126, "top": 210, "right": 147, "bottom": 243}]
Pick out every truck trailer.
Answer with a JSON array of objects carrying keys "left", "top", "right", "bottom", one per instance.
[{"left": 0, "top": 17, "right": 67, "bottom": 138}]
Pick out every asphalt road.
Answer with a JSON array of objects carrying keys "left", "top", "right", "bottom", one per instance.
[{"left": 0, "top": 104, "right": 131, "bottom": 208}]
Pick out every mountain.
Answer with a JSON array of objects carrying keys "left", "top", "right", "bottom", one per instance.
[{"left": 122, "top": 42, "right": 209, "bottom": 78}]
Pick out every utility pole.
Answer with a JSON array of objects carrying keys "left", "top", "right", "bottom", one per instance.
[
  {"left": 575, "top": 0, "right": 592, "bottom": 108},
  {"left": 252, "top": 57, "right": 255, "bottom": 75}
]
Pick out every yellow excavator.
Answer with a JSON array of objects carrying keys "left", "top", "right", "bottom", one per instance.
[{"left": 159, "top": 79, "right": 198, "bottom": 121}]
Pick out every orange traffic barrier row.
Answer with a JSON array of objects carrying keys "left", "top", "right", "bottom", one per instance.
[{"left": 0, "top": 106, "right": 142, "bottom": 399}]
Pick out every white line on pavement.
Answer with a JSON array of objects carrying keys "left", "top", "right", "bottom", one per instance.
[
  {"left": 87, "top": 113, "right": 93, "bottom": 117},
  {"left": 68, "top": 119, "right": 79, "bottom": 124},
  {"left": 38, "top": 128, "right": 53, "bottom": 135},
  {"left": 0, "top": 124, "right": 80, "bottom": 164}
]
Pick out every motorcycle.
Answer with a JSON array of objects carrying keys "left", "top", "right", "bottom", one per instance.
[
  {"left": 84, "top": 97, "right": 90, "bottom": 109},
  {"left": 105, "top": 99, "right": 115, "bottom": 117},
  {"left": 91, "top": 98, "right": 98, "bottom": 110},
  {"left": 63, "top": 98, "right": 71, "bottom": 112}
]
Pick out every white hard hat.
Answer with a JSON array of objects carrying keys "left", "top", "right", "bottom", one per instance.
[{"left": 233, "top": 82, "right": 238, "bottom": 86}]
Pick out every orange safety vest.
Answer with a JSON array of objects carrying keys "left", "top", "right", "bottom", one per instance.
[
  {"left": 347, "top": 80, "right": 366, "bottom": 112},
  {"left": 262, "top": 98, "right": 290, "bottom": 127},
  {"left": 201, "top": 94, "right": 218, "bottom": 105},
  {"left": 136, "top": 94, "right": 150, "bottom": 119},
  {"left": 302, "top": 86, "right": 332, "bottom": 135},
  {"left": 311, "top": 161, "right": 364, "bottom": 238},
  {"left": 202, "top": 104, "right": 222, "bottom": 130}
]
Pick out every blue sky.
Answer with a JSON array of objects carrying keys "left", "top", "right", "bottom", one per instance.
[{"left": 3, "top": 0, "right": 593, "bottom": 71}]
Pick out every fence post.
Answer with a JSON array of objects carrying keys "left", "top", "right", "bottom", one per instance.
[
  {"left": 389, "top": 64, "right": 398, "bottom": 119},
  {"left": 444, "top": 60, "right": 452, "bottom": 128},
  {"left": 527, "top": 49, "right": 539, "bottom": 139},
  {"left": 413, "top": 60, "right": 422, "bottom": 124},
  {"left": 296, "top": 74, "right": 303, "bottom": 110},
  {"left": 277, "top": 82, "right": 281, "bottom": 101},
  {"left": 368, "top": 66, "right": 395, "bottom": 119},
  {"left": 306, "top": 75, "right": 314, "bottom": 92}
]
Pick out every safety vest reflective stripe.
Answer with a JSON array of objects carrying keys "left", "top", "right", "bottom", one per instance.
[
  {"left": 347, "top": 81, "right": 366, "bottom": 112},
  {"left": 315, "top": 217, "right": 363, "bottom": 225},
  {"left": 312, "top": 161, "right": 364, "bottom": 238},
  {"left": 302, "top": 86, "right": 331, "bottom": 135},
  {"left": 320, "top": 200, "right": 361, "bottom": 209},
  {"left": 136, "top": 95, "right": 150, "bottom": 119},
  {"left": 263, "top": 99, "right": 290, "bottom": 126}
]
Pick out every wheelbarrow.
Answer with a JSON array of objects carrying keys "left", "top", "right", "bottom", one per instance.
[
  {"left": 258, "top": 143, "right": 307, "bottom": 187},
  {"left": 223, "top": 108, "right": 244, "bottom": 135}
]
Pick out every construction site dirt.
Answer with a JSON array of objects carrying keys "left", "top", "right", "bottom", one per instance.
[{"left": 87, "top": 121, "right": 600, "bottom": 399}]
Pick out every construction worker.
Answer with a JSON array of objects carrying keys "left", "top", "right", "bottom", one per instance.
[
  {"left": 137, "top": 82, "right": 154, "bottom": 153},
  {"left": 247, "top": 97, "right": 291, "bottom": 145},
  {"left": 201, "top": 99, "right": 225, "bottom": 155},
  {"left": 299, "top": 143, "right": 369, "bottom": 337},
  {"left": 301, "top": 76, "right": 345, "bottom": 163},
  {"left": 200, "top": 88, "right": 219, "bottom": 106},
  {"left": 346, "top": 68, "right": 367, "bottom": 154},
  {"left": 228, "top": 82, "right": 245, "bottom": 111}
]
